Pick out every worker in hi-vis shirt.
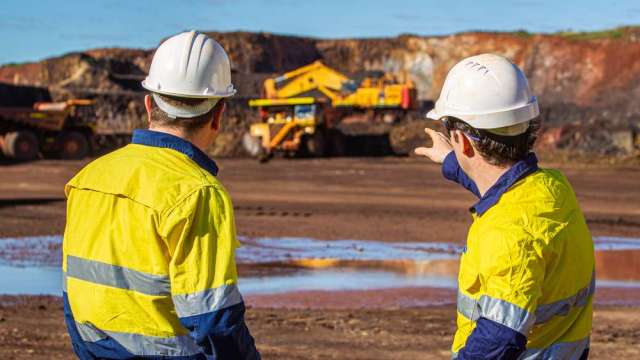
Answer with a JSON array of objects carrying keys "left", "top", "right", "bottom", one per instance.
[
  {"left": 415, "top": 54, "right": 594, "bottom": 359},
  {"left": 62, "top": 31, "right": 260, "bottom": 359}
]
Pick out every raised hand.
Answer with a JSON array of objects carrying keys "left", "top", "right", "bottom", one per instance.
[{"left": 414, "top": 127, "right": 453, "bottom": 164}]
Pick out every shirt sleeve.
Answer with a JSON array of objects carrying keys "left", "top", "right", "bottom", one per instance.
[
  {"left": 441, "top": 151, "right": 481, "bottom": 197},
  {"left": 161, "top": 186, "right": 260, "bottom": 360},
  {"left": 457, "top": 318, "right": 527, "bottom": 359},
  {"left": 457, "top": 226, "right": 545, "bottom": 359}
]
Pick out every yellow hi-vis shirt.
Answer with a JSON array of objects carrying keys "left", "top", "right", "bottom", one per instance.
[
  {"left": 443, "top": 152, "right": 594, "bottom": 359},
  {"left": 62, "top": 130, "right": 257, "bottom": 359}
]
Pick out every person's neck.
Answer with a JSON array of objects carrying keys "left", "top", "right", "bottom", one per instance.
[
  {"left": 468, "top": 161, "right": 513, "bottom": 197},
  {"left": 148, "top": 126, "right": 209, "bottom": 152}
]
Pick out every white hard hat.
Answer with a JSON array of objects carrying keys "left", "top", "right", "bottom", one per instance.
[
  {"left": 427, "top": 54, "right": 539, "bottom": 135},
  {"left": 142, "top": 30, "right": 236, "bottom": 99}
]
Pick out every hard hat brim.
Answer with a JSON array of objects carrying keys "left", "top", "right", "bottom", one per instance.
[
  {"left": 151, "top": 93, "right": 220, "bottom": 119},
  {"left": 425, "top": 109, "right": 440, "bottom": 120},
  {"left": 426, "top": 97, "right": 539, "bottom": 129},
  {"left": 141, "top": 80, "right": 237, "bottom": 99}
]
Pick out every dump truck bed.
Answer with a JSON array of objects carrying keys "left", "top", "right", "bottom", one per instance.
[{"left": 0, "top": 107, "right": 67, "bottom": 132}]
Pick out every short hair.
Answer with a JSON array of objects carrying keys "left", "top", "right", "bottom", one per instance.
[
  {"left": 450, "top": 117, "right": 540, "bottom": 167},
  {"left": 150, "top": 94, "right": 224, "bottom": 135}
]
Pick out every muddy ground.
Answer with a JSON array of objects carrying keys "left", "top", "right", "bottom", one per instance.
[
  {"left": 0, "top": 157, "right": 639, "bottom": 359},
  {"left": 1, "top": 157, "right": 639, "bottom": 241}
]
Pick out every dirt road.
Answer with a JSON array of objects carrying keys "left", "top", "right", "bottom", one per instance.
[
  {"left": 0, "top": 157, "right": 639, "bottom": 359},
  {"left": 1, "top": 157, "right": 639, "bottom": 241}
]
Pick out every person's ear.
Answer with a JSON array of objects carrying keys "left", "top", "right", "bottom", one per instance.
[
  {"left": 461, "top": 133, "right": 475, "bottom": 157},
  {"left": 144, "top": 95, "right": 153, "bottom": 126},
  {"left": 211, "top": 101, "right": 226, "bottom": 131}
]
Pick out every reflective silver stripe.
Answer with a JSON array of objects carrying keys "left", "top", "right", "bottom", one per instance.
[
  {"left": 457, "top": 291, "right": 479, "bottom": 321},
  {"left": 451, "top": 351, "right": 458, "bottom": 359},
  {"left": 172, "top": 283, "right": 243, "bottom": 318},
  {"left": 535, "top": 274, "right": 595, "bottom": 325},
  {"left": 75, "top": 322, "right": 107, "bottom": 342},
  {"left": 457, "top": 291, "right": 535, "bottom": 334},
  {"left": 75, "top": 322, "right": 200, "bottom": 357},
  {"left": 66, "top": 255, "right": 170, "bottom": 296},
  {"left": 518, "top": 337, "right": 589, "bottom": 360},
  {"left": 478, "top": 295, "right": 535, "bottom": 334},
  {"left": 62, "top": 271, "right": 67, "bottom": 292}
]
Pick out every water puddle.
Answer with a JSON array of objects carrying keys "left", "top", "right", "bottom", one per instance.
[
  {"left": 0, "top": 235, "right": 639, "bottom": 305},
  {"left": 241, "top": 269, "right": 456, "bottom": 295},
  {"left": 0, "top": 264, "right": 60, "bottom": 295}
]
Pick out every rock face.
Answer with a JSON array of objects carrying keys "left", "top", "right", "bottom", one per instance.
[{"left": 1, "top": 28, "right": 639, "bottom": 158}]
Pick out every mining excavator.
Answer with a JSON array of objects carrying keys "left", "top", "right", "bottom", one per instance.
[
  {"left": 244, "top": 61, "right": 417, "bottom": 159},
  {"left": 0, "top": 99, "right": 96, "bottom": 161}
]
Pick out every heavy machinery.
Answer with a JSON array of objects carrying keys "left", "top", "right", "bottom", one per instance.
[
  {"left": 244, "top": 61, "right": 417, "bottom": 159},
  {"left": 0, "top": 99, "right": 96, "bottom": 161}
]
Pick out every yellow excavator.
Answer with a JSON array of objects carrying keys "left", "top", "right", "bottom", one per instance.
[{"left": 244, "top": 61, "right": 416, "bottom": 159}]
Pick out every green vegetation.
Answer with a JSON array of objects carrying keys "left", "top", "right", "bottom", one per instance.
[
  {"left": 460, "top": 26, "right": 639, "bottom": 41},
  {"left": 555, "top": 26, "right": 639, "bottom": 41},
  {"left": 511, "top": 30, "right": 532, "bottom": 38}
]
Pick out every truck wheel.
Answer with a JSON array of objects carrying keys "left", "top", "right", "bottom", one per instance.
[
  {"left": 242, "top": 132, "right": 266, "bottom": 158},
  {"left": 2, "top": 131, "right": 39, "bottom": 161},
  {"left": 301, "top": 130, "right": 326, "bottom": 157},
  {"left": 59, "top": 131, "right": 90, "bottom": 159},
  {"left": 389, "top": 120, "right": 430, "bottom": 156},
  {"left": 326, "top": 129, "right": 346, "bottom": 157}
]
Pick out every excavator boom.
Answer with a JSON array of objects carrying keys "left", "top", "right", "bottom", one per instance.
[{"left": 265, "top": 60, "right": 352, "bottom": 101}]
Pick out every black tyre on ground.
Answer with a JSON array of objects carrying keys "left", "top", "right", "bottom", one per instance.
[
  {"left": 325, "top": 128, "right": 346, "bottom": 157},
  {"left": 301, "top": 130, "right": 326, "bottom": 157},
  {"left": 59, "top": 130, "right": 90, "bottom": 159},
  {"left": 1, "top": 130, "right": 39, "bottom": 161},
  {"left": 389, "top": 120, "right": 431, "bottom": 156}
]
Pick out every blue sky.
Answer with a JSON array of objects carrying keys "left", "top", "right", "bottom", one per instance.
[{"left": 1, "top": 0, "right": 640, "bottom": 65}]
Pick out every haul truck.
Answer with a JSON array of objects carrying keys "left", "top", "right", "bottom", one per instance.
[
  {"left": 0, "top": 99, "right": 95, "bottom": 161},
  {"left": 244, "top": 61, "right": 417, "bottom": 159}
]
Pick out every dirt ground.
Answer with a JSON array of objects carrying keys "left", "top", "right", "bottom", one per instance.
[
  {"left": 1, "top": 157, "right": 639, "bottom": 242},
  {"left": 0, "top": 295, "right": 638, "bottom": 359},
  {"left": 0, "top": 157, "right": 639, "bottom": 359}
]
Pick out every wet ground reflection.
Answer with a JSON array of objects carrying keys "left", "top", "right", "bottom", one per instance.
[{"left": 0, "top": 235, "right": 638, "bottom": 302}]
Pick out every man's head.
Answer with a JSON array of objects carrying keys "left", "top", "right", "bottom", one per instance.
[
  {"left": 443, "top": 115, "right": 539, "bottom": 173},
  {"left": 144, "top": 93, "right": 226, "bottom": 143},
  {"left": 427, "top": 54, "right": 539, "bottom": 173},
  {"left": 141, "top": 30, "right": 236, "bottom": 149}
]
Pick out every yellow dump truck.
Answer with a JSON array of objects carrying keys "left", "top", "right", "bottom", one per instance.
[
  {"left": 0, "top": 99, "right": 96, "bottom": 161},
  {"left": 244, "top": 61, "right": 417, "bottom": 159}
]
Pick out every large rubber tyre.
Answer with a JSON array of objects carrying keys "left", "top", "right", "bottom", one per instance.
[
  {"left": 389, "top": 120, "right": 431, "bottom": 156},
  {"left": 59, "top": 131, "right": 90, "bottom": 159},
  {"left": 326, "top": 128, "right": 346, "bottom": 157},
  {"left": 2, "top": 131, "right": 39, "bottom": 161},
  {"left": 301, "top": 130, "right": 326, "bottom": 157},
  {"left": 242, "top": 132, "right": 266, "bottom": 159}
]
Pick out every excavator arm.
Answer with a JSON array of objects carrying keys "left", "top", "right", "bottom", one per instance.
[{"left": 264, "top": 61, "right": 354, "bottom": 102}]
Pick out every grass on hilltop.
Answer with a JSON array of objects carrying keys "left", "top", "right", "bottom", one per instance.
[{"left": 555, "top": 26, "right": 639, "bottom": 40}]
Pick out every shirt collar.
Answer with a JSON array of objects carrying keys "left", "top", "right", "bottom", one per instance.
[
  {"left": 131, "top": 129, "right": 219, "bottom": 177},
  {"left": 471, "top": 152, "right": 539, "bottom": 216}
]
